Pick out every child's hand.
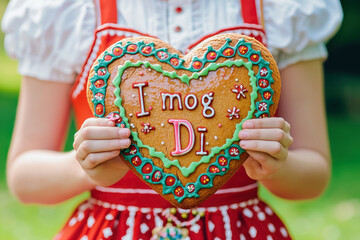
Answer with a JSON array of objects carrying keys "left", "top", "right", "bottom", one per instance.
[
  {"left": 239, "top": 118, "right": 293, "bottom": 181},
  {"left": 73, "top": 118, "right": 131, "bottom": 186}
]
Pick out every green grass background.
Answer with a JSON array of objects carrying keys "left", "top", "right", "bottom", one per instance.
[{"left": 1, "top": 1, "right": 360, "bottom": 239}]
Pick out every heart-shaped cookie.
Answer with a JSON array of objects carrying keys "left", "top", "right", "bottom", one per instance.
[{"left": 87, "top": 33, "right": 280, "bottom": 209}]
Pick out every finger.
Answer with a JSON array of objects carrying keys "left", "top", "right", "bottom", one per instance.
[
  {"left": 239, "top": 129, "right": 293, "bottom": 147},
  {"left": 75, "top": 118, "right": 114, "bottom": 139},
  {"left": 243, "top": 118, "right": 290, "bottom": 132},
  {"left": 81, "top": 117, "right": 114, "bottom": 129},
  {"left": 246, "top": 151, "right": 282, "bottom": 173},
  {"left": 76, "top": 139, "right": 131, "bottom": 161},
  {"left": 81, "top": 150, "right": 120, "bottom": 170},
  {"left": 240, "top": 140, "right": 287, "bottom": 160},
  {"left": 243, "top": 157, "right": 263, "bottom": 180},
  {"left": 73, "top": 127, "right": 131, "bottom": 150}
]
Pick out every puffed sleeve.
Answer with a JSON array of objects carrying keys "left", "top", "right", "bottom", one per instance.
[
  {"left": 1, "top": 0, "right": 95, "bottom": 82},
  {"left": 263, "top": 0, "right": 343, "bottom": 69}
]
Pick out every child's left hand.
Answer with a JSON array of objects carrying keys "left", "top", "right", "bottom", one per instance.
[{"left": 239, "top": 117, "right": 293, "bottom": 180}]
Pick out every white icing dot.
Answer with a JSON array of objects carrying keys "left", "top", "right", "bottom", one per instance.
[
  {"left": 257, "top": 212, "right": 266, "bottom": 221},
  {"left": 214, "top": 136, "right": 218, "bottom": 140},
  {"left": 148, "top": 68, "right": 151, "bottom": 71},
  {"left": 80, "top": 236, "right": 88, "bottom": 240},
  {"left": 132, "top": 94, "right": 135, "bottom": 98},
  {"left": 146, "top": 214, "right": 151, "bottom": 220},
  {"left": 280, "top": 227, "right": 288, "bottom": 237},
  {"left": 243, "top": 208, "right": 253, "bottom": 218},
  {"left": 206, "top": 142, "right": 209, "bottom": 145},
  {"left": 235, "top": 78, "right": 239, "bottom": 82},
  {"left": 249, "top": 226, "right": 257, "bottom": 238},
  {"left": 161, "top": 142, "right": 164, "bottom": 145},
  {"left": 130, "top": 124, "right": 135, "bottom": 129},
  {"left": 199, "top": 77, "right": 203, "bottom": 80},
  {"left": 268, "top": 223, "right": 275, "bottom": 233},
  {"left": 161, "top": 123, "right": 165, "bottom": 127},
  {"left": 144, "top": 93, "right": 147, "bottom": 96},
  {"left": 129, "top": 113, "right": 133, "bottom": 117},
  {"left": 267, "top": 235, "right": 273, "bottom": 240},
  {"left": 240, "top": 234, "right": 246, "bottom": 240}
]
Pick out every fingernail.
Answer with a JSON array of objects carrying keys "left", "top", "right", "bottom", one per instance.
[
  {"left": 239, "top": 130, "right": 248, "bottom": 139},
  {"left": 240, "top": 141, "right": 247, "bottom": 148},
  {"left": 243, "top": 121, "right": 253, "bottom": 129},
  {"left": 107, "top": 120, "right": 114, "bottom": 126}
]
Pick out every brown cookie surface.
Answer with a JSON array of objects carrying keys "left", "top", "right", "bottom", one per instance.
[{"left": 87, "top": 33, "right": 280, "bottom": 208}]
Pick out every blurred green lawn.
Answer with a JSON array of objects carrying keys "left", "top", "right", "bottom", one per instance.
[{"left": 1, "top": 1, "right": 360, "bottom": 239}]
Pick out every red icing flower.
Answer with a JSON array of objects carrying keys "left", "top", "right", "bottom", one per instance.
[
  {"left": 223, "top": 48, "right": 234, "bottom": 56},
  {"left": 152, "top": 171, "right": 162, "bottom": 182},
  {"left": 229, "top": 147, "right": 240, "bottom": 157},
  {"left": 231, "top": 84, "right": 248, "bottom": 100},
  {"left": 192, "top": 61, "right": 202, "bottom": 69},
  {"left": 263, "top": 91, "right": 272, "bottom": 100},
  {"left": 258, "top": 102, "right": 268, "bottom": 111},
  {"left": 141, "top": 46, "right": 152, "bottom": 54},
  {"left": 157, "top": 51, "right": 169, "bottom": 60},
  {"left": 226, "top": 107, "right": 241, "bottom": 120},
  {"left": 206, "top": 52, "right": 217, "bottom": 60},
  {"left": 141, "top": 123, "right": 155, "bottom": 134},
  {"left": 200, "top": 175, "right": 210, "bottom": 185},
  {"left": 127, "top": 44, "right": 138, "bottom": 52},
  {"left": 174, "top": 186, "right": 184, "bottom": 197},
  {"left": 94, "top": 93, "right": 104, "bottom": 101},
  {"left": 239, "top": 45, "right": 248, "bottom": 55},
  {"left": 209, "top": 165, "right": 220, "bottom": 173},
  {"left": 250, "top": 54, "right": 259, "bottom": 62},
  {"left": 170, "top": 58, "right": 179, "bottom": 66},
  {"left": 107, "top": 112, "right": 122, "bottom": 124},
  {"left": 94, "top": 79, "right": 105, "bottom": 88},
  {"left": 104, "top": 55, "right": 112, "bottom": 61},
  {"left": 97, "top": 67, "right": 107, "bottom": 76},
  {"left": 218, "top": 156, "right": 228, "bottom": 166},
  {"left": 187, "top": 184, "right": 195, "bottom": 193},
  {"left": 131, "top": 156, "right": 142, "bottom": 167},
  {"left": 165, "top": 176, "right": 176, "bottom": 186},
  {"left": 141, "top": 163, "right": 153, "bottom": 174},
  {"left": 260, "top": 67, "right": 268, "bottom": 77},
  {"left": 113, "top": 47, "right": 123, "bottom": 56},
  {"left": 95, "top": 104, "right": 104, "bottom": 115},
  {"left": 259, "top": 79, "right": 269, "bottom": 88}
]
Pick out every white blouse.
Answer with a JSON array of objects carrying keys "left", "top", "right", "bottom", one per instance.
[{"left": 1, "top": 0, "right": 343, "bottom": 83}]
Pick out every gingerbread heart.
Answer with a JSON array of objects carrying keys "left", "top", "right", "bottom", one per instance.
[{"left": 87, "top": 33, "right": 280, "bottom": 209}]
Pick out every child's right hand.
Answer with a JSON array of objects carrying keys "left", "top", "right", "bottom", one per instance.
[{"left": 73, "top": 118, "right": 131, "bottom": 187}]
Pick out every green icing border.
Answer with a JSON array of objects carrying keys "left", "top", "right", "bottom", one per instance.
[{"left": 113, "top": 60, "right": 258, "bottom": 177}]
